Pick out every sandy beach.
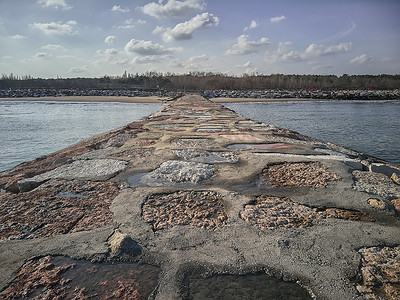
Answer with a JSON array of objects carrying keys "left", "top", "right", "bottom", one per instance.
[{"left": 0, "top": 96, "right": 169, "bottom": 103}]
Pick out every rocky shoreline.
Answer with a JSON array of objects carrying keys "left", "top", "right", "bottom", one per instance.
[{"left": 0, "top": 94, "right": 399, "bottom": 299}]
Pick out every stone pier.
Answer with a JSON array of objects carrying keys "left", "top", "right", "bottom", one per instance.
[{"left": 1, "top": 94, "right": 400, "bottom": 299}]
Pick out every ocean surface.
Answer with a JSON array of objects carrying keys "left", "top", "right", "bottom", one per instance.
[
  {"left": 0, "top": 101, "right": 165, "bottom": 172},
  {"left": 0, "top": 99, "right": 399, "bottom": 172},
  {"left": 224, "top": 100, "right": 400, "bottom": 166}
]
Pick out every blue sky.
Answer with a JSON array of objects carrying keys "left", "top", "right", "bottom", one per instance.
[{"left": 0, "top": 0, "right": 399, "bottom": 78}]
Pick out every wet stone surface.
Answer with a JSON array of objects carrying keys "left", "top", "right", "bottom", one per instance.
[
  {"left": 0, "top": 255, "right": 160, "bottom": 299},
  {"left": 240, "top": 196, "right": 374, "bottom": 231},
  {"left": 352, "top": 170, "right": 400, "bottom": 199},
  {"left": 184, "top": 272, "right": 313, "bottom": 300},
  {"left": 259, "top": 162, "right": 341, "bottom": 188},
  {"left": 142, "top": 191, "right": 228, "bottom": 231},
  {"left": 0, "top": 179, "right": 119, "bottom": 240},
  {"left": 356, "top": 245, "right": 400, "bottom": 300}
]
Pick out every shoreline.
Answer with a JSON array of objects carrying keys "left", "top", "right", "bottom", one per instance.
[
  {"left": 0, "top": 96, "right": 169, "bottom": 103},
  {"left": 211, "top": 97, "right": 311, "bottom": 103}
]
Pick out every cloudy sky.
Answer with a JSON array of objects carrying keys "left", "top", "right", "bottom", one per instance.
[{"left": 0, "top": 0, "right": 399, "bottom": 78}]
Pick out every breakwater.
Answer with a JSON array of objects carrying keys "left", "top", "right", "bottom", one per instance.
[{"left": 1, "top": 94, "right": 400, "bottom": 299}]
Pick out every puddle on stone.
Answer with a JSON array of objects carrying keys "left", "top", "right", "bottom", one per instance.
[
  {"left": 185, "top": 272, "right": 313, "bottom": 300},
  {"left": 227, "top": 143, "right": 292, "bottom": 150},
  {"left": 0, "top": 255, "right": 160, "bottom": 299}
]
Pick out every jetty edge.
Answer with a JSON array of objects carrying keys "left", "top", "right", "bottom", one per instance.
[{"left": 0, "top": 93, "right": 399, "bottom": 299}]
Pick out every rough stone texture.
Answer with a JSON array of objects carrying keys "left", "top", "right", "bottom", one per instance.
[
  {"left": 240, "top": 196, "right": 374, "bottom": 231},
  {"left": 172, "top": 149, "right": 237, "bottom": 163},
  {"left": 171, "top": 138, "right": 213, "bottom": 148},
  {"left": 141, "top": 160, "right": 213, "bottom": 185},
  {"left": 0, "top": 255, "right": 160, "bottom": 299},
  {"left": 0, "top": 179, "right": 119, "bottom": 240},
  {"left": 18, "top": 159, "right": 127, "bottom": 192},
  {"left": 100, "top": 133, "right": 137, "bottom": 148},
  {"left": 392, "top": 199, "right": 400, "bottom": 213},
  {"left": 391, "top": 173, "right": 400, "bottom": 185},
  {"left": 368, "top": 198, "right": 387, "bottom": 210},
  {"left": 142, "top": 191, "right": 228, "bottom": 231},
  {"left": 356, "top": 245, "right": 400, "bottom": 300},
  {"left": 108, "top": 230, "right": 142, "bottom": 257},
  {"left": 352, "top": 170, "right": 400, "bottom": 199},
  {"left": 259, "top": 162, "right": 341, "bottom": 188}
]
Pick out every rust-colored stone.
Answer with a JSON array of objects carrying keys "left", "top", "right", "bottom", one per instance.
[
  {"left": 240, "top": 196, "right": 374, "bottom": 231},
  {"left": 142, "top": 190, "right": 228, "bottom": 231},
  {"left": 259, "top": 162, "right": 341, "bottom": 188},
  {"left": 0, "top": 179, "right": 119, "bottom": 240}
]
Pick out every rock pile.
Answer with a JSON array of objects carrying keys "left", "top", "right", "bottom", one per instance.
[{"left": 352, "top": 170, "right": 400, "bottom": 199}]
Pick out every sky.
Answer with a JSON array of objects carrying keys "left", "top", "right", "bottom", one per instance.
[{"left": 0, "top": 0, "right": 399, "bottom": 78}]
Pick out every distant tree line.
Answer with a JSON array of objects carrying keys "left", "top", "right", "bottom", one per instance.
[{"left": 1, "top": 72, "right": 399, "bottom": 90}]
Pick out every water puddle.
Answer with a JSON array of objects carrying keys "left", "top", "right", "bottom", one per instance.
[
  {"left": 185, "top": 272, "right": 312, "bottom": 300},
  {"left": 227, "top": 143, "right": 292, "bottom": 150},
  {"left": 0, "top": 255, "right": 160, "bottom": 299}
]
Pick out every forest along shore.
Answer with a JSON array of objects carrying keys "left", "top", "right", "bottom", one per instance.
[{"left": 0, "top": 94, "right": 399, "bottom": 300}]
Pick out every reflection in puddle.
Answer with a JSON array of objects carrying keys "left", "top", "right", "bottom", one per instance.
[
  {"left": 227, "top": 143, "right": 292, "bottom": 150},
  {"left": 185, "top": 273, "right": 312, "bottom": 300},
  {"left": 58, "top": 191, "right": 89, "bottom": 199},
  {"left": 0, "top": 256, "right": 160, "bottom": 299}
]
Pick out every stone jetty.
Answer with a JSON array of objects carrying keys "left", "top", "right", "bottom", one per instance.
[{"left": 1, "top": 94, "right": 400, "bottom": 299}]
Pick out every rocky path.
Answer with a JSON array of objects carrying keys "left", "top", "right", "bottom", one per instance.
[{"left": 0, "top": 94, "right": 399, "bottom": 299}]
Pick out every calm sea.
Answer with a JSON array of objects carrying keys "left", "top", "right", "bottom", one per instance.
[
  {"left": 0, "top": 101, "right": 165, "bottom": 172},
  {"left": 224, "top": 100, "right": 400, "bottom": 166},
  {"left": 1, "top": 100, "right": 399, "bottom": 172}
]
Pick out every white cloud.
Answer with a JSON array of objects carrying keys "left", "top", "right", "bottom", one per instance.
[
  {"left": 38, "top": 0, "right": 71, "bottom": 10},
  {"left": 41, "top": 44, "right": 65, "bottom": 50},
  {"left": 225, "top": 34, "right": 270, "bottom": 55},
  {"left": 104, "top": 36, "right": 116, "bottom": 44},
  {"left": 10, "top": 35, "right": 26, "bottom": 39},
  {"left": 266, "top": 41, "right": 352, "bottom": 63},
  {"left": 124, "top": 39, "right": 175, "bottom": 56},
  {"left": 141, "top": 0, "right": 205, "bottom": 19},
  {"left": 34, "top": 52, "right": 48, "bottom": 58},
  {"left": 236, "top": 61, "right": 254, "bottom": 68},
  {"left": 244, "top": 20, "right": 259, "bottom": 31},
  {"left": 157, "top": 13, "right": 219, "bottom": 42},
  {"left": 95, "top": 48, "right": 128, "bottom": 65},
  {"left": 111, "top": 5, "right": 129, "bottom": 13},
  {"left": 69, "top": 65, "right": 89, "bottom": 73},
  {"left": 117, "top": 19, "right": 136, "bottom": 29},
  {"left": 132, "top": 55, "right": 165, "bottom": 64},
  {"left": 304, "top": 42, "right": 352, "bottom": 57},
  {"left": 270, "top": 15, "right": 286, "bottom": 23},
  {"left": 31, "top": 20, "right": 77, "bottom": 35},
  {"left": 350, "top": 54, "right": 370, "bottom": 64}
]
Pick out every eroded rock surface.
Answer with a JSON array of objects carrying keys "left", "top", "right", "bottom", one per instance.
[
  {"left": 352, "top": 170, "right": 400, "bottom": 199},
  {"left": 356, "top": 245, "right": 400, "bottom": 300},
  {"left": 240, "top": 195, "right": 374, "bottom": 231},
  {"left": 259, "top": 162, "right": 341, "bottom": 188},
  {"left": 142, "top": 190, "right": 228, "bottom": 231},
  {"left": 141, "top": 160, "right": 213, "bottom": 185},
  {"left": 0, "top": 179, "right": 119, "bottom": 240}
]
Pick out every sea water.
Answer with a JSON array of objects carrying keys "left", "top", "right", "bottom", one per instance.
[
  {"left": 1, "top": 100, "right": 399, "bottom": 172},
  {"left": 0, "top": 101, "right": 165, "bottom": 171},
  {"left": 223, "top": 100, "right": 400, "bottom": 166}
]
